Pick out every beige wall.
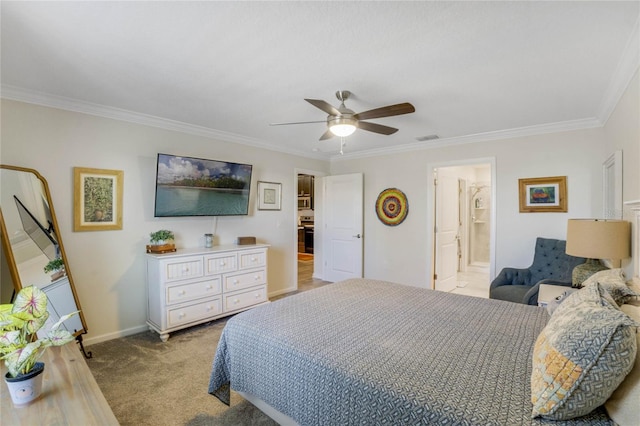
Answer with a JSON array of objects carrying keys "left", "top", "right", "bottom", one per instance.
[
  {"left": 603, "top": 69, "right": 640, "bottom": 205},
  {"left": 329, "top": 70, "right": 638, "bottom": 287},
  {"left": 1, "top": 100, "right": 329, "bottom": 343},
  {"left": 1, "top": 69, "right": 637, "bottom": 343}
]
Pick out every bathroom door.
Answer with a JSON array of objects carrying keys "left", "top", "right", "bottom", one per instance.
[{"left": 434, "top": 169, "right": 460, "bottom": 292}]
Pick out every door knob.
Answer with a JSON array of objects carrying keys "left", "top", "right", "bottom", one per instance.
[{"left": 353, "top": 234, "right": 361, "bottom": 238}]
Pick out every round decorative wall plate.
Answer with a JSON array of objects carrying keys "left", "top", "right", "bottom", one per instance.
[{"left": 375, "top": 188, "right": 408, "bottom": 226}]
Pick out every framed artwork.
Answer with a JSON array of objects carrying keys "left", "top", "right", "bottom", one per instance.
[
  {"left": 518, "top": 176, "right": 567, "bottom": 213},
  {"left": 257, "top": 181, "right": 281, "bottom": 211},
  {"left": 74, "top": 167, "right": 123, "bottom": 231},
  {"left": 602, "top": 150, "right": 622, "bottom": 219},
  {"left": 375, "top": 188, "right": 409, "bottom": 226}
]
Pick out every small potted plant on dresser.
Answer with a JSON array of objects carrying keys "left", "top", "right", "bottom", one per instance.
[
  {"left": 0, "top": 285, "right": 77, "bottom": 406},
  {"left": 43, "top": 257, "right": 66, "bottom": 282},
  {"left": 146, "top": 229, "right": 176, "bottom": 254}
]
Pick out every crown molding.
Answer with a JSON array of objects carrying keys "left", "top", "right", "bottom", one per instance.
[
  {"left": 0, "top": 85, "right": 329, "bottom": 161},
  {"left": 331, "top": 117, "right": 603, "bottom": 162},
  {"left": 596, "top": 15, "right": 640, "bottom": 124},
  {"left": 0, "top": 84, "right": 613, "bottom": 164}
]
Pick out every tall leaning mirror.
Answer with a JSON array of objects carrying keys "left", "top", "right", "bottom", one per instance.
[{"left": 0, "top": 165, "right": 90, "bottom": 357}]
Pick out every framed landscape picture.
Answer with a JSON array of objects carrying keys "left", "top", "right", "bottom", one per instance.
[{"left": 518, "top": 176, "right": 567, "bottom": 213}]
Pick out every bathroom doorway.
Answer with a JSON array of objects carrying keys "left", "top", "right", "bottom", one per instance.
[{"left": 431, "top": 160, "right": 494, "bottom": 298}]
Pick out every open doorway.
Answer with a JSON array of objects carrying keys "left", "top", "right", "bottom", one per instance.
[
  {"left": 430, "top": 159, "right": 495, "bottom": 298},
  {"left": 297, "top": 173, "right": 315, "bottom": 286}
]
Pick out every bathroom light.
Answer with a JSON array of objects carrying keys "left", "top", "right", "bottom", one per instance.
[{"left": 329, "top": 117, "right": 357, "bottom": 137}]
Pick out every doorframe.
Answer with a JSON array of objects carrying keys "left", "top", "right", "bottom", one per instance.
[
  {"left": 426, "top": 157, "right": 497, "bottom": 288},
  {"left": 293, "top": 168, "right": 326, "bottom": 290}
]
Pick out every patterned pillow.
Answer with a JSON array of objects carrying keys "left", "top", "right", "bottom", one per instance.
[
  {"left": 605, "top": 303, "right": 640, "bottom": 426},
  {"left": 531, "top": 283, "right": 638, "bottom": 420},
  {"left": 581, "top": 269, "right": 639, "bottom": 305}
]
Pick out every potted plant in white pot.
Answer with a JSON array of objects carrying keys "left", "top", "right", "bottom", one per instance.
[
  {"left": 0, "top": 285, "right": 77, "bottom": 406},
  {"left": 147, "top": 229, "right": 176, "bottom": 253},
  {"left": 43, "top": 257, "right": 66, "bottom": 282}
]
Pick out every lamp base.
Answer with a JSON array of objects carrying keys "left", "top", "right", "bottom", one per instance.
[{"left": 572, "top": 259, "right": 607, "bottom": 288}]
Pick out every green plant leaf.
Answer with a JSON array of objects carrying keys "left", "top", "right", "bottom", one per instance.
[{"left": 12, "top": 286, "right": 47, "bottom": 318}]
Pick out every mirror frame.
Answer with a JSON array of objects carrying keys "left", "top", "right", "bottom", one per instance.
[{"left": 0, "top": 164, "right": 88, "bottom": 338}]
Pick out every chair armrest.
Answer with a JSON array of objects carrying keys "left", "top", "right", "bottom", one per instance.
[{"left": 490, "top": 267, "right": 532, "bottom": 290}]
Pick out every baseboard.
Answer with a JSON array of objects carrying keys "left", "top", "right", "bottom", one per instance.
[
  {"left": 268, "top": 286, "right": 296, "bottom": 298},
  {"left": 84, "top": 324, "right": 150, "bottom": 346}
]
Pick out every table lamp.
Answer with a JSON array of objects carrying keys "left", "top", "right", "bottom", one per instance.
[{"left": 565, "top": 219, "right": 630, "bottom": 287}]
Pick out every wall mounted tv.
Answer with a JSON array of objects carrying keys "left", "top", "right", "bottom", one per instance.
[{"left": 154, "top": 153, "right": 253, "bottom": 217}]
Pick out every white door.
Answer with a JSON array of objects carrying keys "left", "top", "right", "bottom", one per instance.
[
  {"left": 434, "top": 169, "right": 460, "bottom": 292},
  {"left": 323, "top": 173, "right": 363, "bottom": 282}
]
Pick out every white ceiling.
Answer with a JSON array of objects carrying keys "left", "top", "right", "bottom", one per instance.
[{"left": 1, "top": 1, "right": 639, "bottom": 160}]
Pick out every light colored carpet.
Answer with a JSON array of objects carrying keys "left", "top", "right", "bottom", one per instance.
[{"left": 86, "top": 318, "right": 276, "bottom": 426}]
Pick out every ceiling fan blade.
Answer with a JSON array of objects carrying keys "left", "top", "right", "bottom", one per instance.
[
  {"left": 269, "top": 120, "right": 326, "bottom": 126},
  {"left": 305, "top": 98, "right": 341, "bottom": 116},
  {"left": 358, "top": 121, "right": 399, "bottom": 135},
  {"left": 319, "top": 129, "right": 334, "bottom": 141},
  {"left": 353, "top": 102, "right": 415, "bottom": 121}
]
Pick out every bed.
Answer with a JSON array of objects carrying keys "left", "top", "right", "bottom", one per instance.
[{"left": 209, "top": 278, "right": 617, "bottom": 425}]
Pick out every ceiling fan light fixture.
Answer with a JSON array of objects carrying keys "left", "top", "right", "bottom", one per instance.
[{"left": 329, "top": 117, "right": 357, "bottom": 137}]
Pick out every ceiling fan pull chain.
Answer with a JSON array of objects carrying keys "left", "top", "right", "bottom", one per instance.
[{"left": 340, "top": 137, "right": 346, "bottom": 155}]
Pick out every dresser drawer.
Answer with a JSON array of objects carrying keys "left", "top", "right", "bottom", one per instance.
[
  {"left": 224, "top": 269, "right": 266, "bottom": 292},
  {"left": 204, "top": 253, "right": 237, "bottom": 275},
  {"left": 167, "top": 298, "right": 222, "bottom": 327},
  {"left": 224, "top": 286, "right": 267, "bottom": 312},
  {"left": 163, "top": 256, "right": 204, "bottom": 282},
  {"left": 166, "top": 278, "right": 221, "bottom": 305},
  {"left": 239, "top": 249, "right": 266, "bottom": 270}
]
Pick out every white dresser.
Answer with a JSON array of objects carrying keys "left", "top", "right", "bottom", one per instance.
[{"left": 146, "top": 244, "right": 269, "bottom": 341}]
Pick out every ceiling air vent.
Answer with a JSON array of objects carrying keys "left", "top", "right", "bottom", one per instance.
[{"left": 415, "top": 134, "right": 439, "bottom": 142}]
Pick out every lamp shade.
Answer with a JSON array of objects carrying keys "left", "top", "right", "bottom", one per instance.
[{"left": 566, "top": 219, "right": 630, "bottom": 260}]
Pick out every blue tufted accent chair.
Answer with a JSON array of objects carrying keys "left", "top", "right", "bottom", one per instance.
[{"left": 489, "top": 237, "right": 586, "bottom": 305}]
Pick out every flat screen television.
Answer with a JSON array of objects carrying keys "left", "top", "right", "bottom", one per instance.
[
  {"left": 154, "top": 153, "right": 253, "bottom": 217},
  {"left": 14, "top": 195, "right": 59, "bottom": 261}
]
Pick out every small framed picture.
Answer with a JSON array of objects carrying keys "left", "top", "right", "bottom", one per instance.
[
  {"left": 74, "top": 167, "right": 124, "bottom": 231},
  {"left": 257, "top": 181, "right": 282, "bottom": 211},
  {"left": 518, "top": 176, "right": 567, "bottom": 213}
]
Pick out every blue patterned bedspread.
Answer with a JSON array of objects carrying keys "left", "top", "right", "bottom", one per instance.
[{"left": 209, "top": 278, "right": 611, "bottom": 425}]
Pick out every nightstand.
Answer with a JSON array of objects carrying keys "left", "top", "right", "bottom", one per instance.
[{"left": 537, "top": 284, "right": 576, "bottom": 307}]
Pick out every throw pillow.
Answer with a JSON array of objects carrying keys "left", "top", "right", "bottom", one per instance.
[
  {"left": 581, "top": 269, "right": 639, "bottom": 305},
  {"left": 531, "top": 283, "right": 638, "bottom": 420},
  {"left": 605, "top": 303, "right": 640, "bottom": 426}
]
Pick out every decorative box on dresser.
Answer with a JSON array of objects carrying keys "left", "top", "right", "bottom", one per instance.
[{"left": 146, "top": 244, "right": 269, "bottom": 341}]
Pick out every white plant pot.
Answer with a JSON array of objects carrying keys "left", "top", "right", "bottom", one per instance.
[{"left": 4, "top": 362, "right": 45, "bottom": 406}]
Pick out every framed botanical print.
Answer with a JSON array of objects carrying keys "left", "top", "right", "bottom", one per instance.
[
  {"left": 257, "top": 181, "right": 281, "bottom": 211},
  {"left": 74, "top": 167, "right": 123, "bottom": 231}
]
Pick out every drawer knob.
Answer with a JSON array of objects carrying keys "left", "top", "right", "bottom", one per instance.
[
  {"left": 254, "top": 275, "right": 259, "bottom": 280},
  {"left": 206, "top": 305, "right": 213, "bottom": 311},
  {"left": 220, "top": 261, "right": 226, "bottom": 266},
  {"left": 233, "top": 280, "right": 239, "bottom": 285},
  {"left": 251, "top": 257, "right": 257, "bottom": 262},
  {"left": 179, "top": 290, "right": 186, "bottom": 296},
  {"left": 178, "top": 312, "right": 186, "bottom": 319},
  {"left": 206, "top": 285, "right": 212, "bottom": 290},
  {"left": 255, "top": 293, "right": 260, "bottom": 298},
  {"left": 233, "top": 298, "right": 239, "bottom": 304}
]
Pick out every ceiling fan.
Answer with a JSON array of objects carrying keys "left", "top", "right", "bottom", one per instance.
[{"left": 270, "top": 90, "right": 415, "bottom": 141}]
